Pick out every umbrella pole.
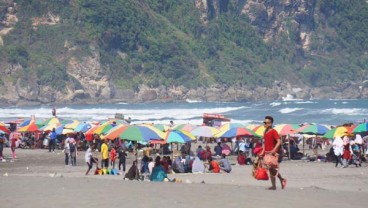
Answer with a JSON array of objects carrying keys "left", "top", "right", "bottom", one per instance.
[
  {"left": 302, "top": 136, "right": 305, "bottom": 156},
  {"left": 287, "top": 134, "right": 291, "bottom": 160}
]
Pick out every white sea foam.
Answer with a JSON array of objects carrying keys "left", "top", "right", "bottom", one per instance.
[
  {"left": 320, "top": 108, "right": 366, "bottom": 116},
  {"left": 270, "top": 102, "right": 282, "bottom": 107},
  {"left": 0, "top": 106, "right": 246, "bottom": 124},
  {"left": 295, "top": 101, "right": 316, "bottom": 104},
  {"left": 185, "top": 99, "right": 202, "bottom": 103},
  {"left": 117, "top": 102, "right": 128, "bottom": 105},
  {"left": 279, "top": 108, "right": 304, "bottom": 114},
  {"left": 282, "top": 94, "right": 303, "bottom": 101}
]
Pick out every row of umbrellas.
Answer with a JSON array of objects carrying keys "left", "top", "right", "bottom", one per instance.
[{"left": 3, "top": 117, "right": 368, "bottom": 144}]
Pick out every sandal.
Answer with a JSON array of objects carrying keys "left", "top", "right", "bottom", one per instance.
[{"left": 282, "top": 179, "right": 287, "bottom": 189}]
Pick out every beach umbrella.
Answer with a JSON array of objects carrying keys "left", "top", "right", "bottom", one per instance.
[
  {"left": 104, "top": 125, "right": 164, "bottom": 142},
  {"left": 17, "top": 121, "right": 40, "bottom": 132},
  {"left": 94, "top": 123, "right": 119, "bottom": 135},
  {"left": 215, "top": 127, "right": 257, "bottom": 138},
  {"left": 191, "top": 126, "right": 220, "bottom": 137},
  {"left": 323, "top": 126, "right": 350, "bottom": 140},
  {"left": 19, "top": 119, "right": 32, "bottom": 127},
  {"left": 218, "top": 123, "right": 245, "bottom": 131},
  {"left": 165, "top": 130, "right": 196, "bottom": 143},
  {"left": 74, "top": 123, "right": 92, "bottom": 133},
  {"left": 353, "top": 122, "right": 368, "bottom": 134},
  {"left": 85, "top": 126, "right": 99, "bottom": 141},
  {"left": 298, "top": 124, "right": 329, "bottom": 135},
  {"left": 40, "top": 123, "right": 59, "bottom": 132},
  {"left": 274, "top": 124, "right": 301, "bottom": 136},
  {"left": 42, "top": 117, "right": 61, "bottom": 125},
  {"left": 64, "top": 120, "right": 80, "bottom": 129},
  {"left": 0, "top": 124, "right": 10, "bottom": 134},
  {"left": 246, "top": 124, "right": 258, "bottom": 130},
  {"left": 172, "top": 123, "right": 197, "bottom": 132},
  {"left": 253, "top": 125, "right": 266, "bottom": 136},
  {"left": 154, "top": 124, "right": 170, "bottom": 132}
]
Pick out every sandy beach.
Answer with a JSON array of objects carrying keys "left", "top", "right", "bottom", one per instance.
[{"left": 1, "top": 147, "right": 367, "bottom": 208}]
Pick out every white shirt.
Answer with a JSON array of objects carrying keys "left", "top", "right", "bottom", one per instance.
[
  {"left": 148, "top": 162, "right": 155, "bottom": 174},
  {"left": 333, "top": 136, "right": 344, "bottom": 156},
  {"left": 85, "top": 148, "right": 92, "bottom": 163},
  {"left": 355, "top": 134, "right": 363, "bottom": 144}
]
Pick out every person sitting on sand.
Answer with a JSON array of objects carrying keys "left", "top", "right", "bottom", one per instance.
[
  {"left": 172, "top": 154, "right": 185, "bottom": 173},
  {"left": 214, "top": 142, "right": 222, "bottom": 156},
  {"left": 85, "top": 144, "right": 99, "bottom": 175},
  {"left": 124, "top": 160, "right": 139, "bottom": 180},
  {"left": 208, "top": 157, "right": 220, "bottom": 173},
  {"left": 161, "top": 156, "right": 170, "bottom": 173},
  {"left": 192, "top": 156, "right": 205, "bottom": 173},
  {"left": 200, "top": 146, "right": 212, "bottom": 161},
  {"left": 219, "top": 154, "right": 231, "bottom": 173},
  {"left": 150, "top": 156, "right": 169, "bottom": 182}
]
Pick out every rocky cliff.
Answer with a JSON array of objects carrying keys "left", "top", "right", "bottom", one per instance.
[{"left": 0, "top": 0, "right": 367, "bottom": 105}]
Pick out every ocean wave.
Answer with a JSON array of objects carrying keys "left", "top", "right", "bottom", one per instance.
[
  {"left": 0, "top": 106, "right": 246, "bottom": 124},
  {"left": 320, "top": 108, "right": 366, "bottom": 116},
  {"left": 295, "top": 101, "right": 317, "bottom": 104},
  {"left": 185, "top": 99, "right": 202, "bottom": 103},
  {"left": 270, "top": 102, "right": 281, "bottom": 107},
  {"left": 279, "top": 108, "right": 304, "bottom": 114}
]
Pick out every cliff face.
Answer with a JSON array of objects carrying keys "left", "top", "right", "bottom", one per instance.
[{"left": 0, "top": 0, "right": 367, "bottom": 105}]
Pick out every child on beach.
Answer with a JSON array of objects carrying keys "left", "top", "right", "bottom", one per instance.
[
  {"left": 118, "top": 147, "right": 127, "bottom": 173},
  {"left": 85, "top": 144, "right": 99, "bottom": 175},
  {"left": 110, "top": 146, "right": 117, "bottom": 169},
  {"left": 10, "top": 132, "right": 17, "bottom": 161}
]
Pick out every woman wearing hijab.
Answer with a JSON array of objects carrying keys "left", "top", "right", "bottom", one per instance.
[{"left": 333, "top": 136, "right": 344, "bottom": 168}]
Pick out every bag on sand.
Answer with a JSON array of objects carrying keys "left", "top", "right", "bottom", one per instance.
[
  {"left": 264, "top": 152, "right": 279, "bottom": 168},
  {"left": 253, "top": 161, "right": 269, "bottom": 181}
]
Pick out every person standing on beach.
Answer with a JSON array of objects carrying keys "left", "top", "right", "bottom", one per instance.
[
  {"left": 0, "top": 133, "right": 5, "bottom": 162},
  {"left": 48, "top": 128, "right": 57, "bottom": 152},
  {"left": 118, "top": 147, "right": 127, "bottom": 173},
  {"left": 259, "top": 116, "right": 287, "bottom": 190},
  {"left": 101, "top": 139, "right": 109, "bottom": 168},
  {"left": 10, "top": 132, "right": 17, "bottom": 161}
]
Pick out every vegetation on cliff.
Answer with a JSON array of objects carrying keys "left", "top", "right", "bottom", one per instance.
[{"left": 0, "top": 0, "right": 367, "bottom": 101}]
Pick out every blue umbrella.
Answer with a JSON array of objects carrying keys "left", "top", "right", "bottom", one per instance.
[
  {"left": 74, "top": 123, "right": 92, "bottom": 133},
  {"left": 19, "top": 119, "right": 32, "bottom": 127}
]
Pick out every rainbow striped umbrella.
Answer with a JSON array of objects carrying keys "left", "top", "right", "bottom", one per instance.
[
  {"left": 353, "top": 123, "right": 368, "bottom": 134},
  {"left": 323, "top": 126, "right": 350, "bottom": 140},
  {"left": 215, "top": 127, "right": 257, "bottom": 138},
  {"left": 298, "top": 124, "right": 330, "bottom": 135},
  {"left": 94, "top": 123, "right": 119, "bottom": 135},
  {"left": 165, "top": 130, "right": 196, "bottom": 143},
  {"left": 172, "top": 123, "right": 198, "bottom": 132},
  {"left": 191, "top": 126, "right": 220, "bottom": 137},
  {"left": 17, "top": 121, "right": 41, "bottom": 132},
  {"left": 42, "top": 117, "right": 61, "bottom": 126},
  {"left": 64, "top": 120, "right": 80, "bottom": 129},
  {"left": 274, "top": 124, "right": 300, "bottom": 136},
  {"left": 104, "top": 125, "right": 164, "bottom": 142},
  {"left": 218, "top": 123, "right": 245, "bottom": 131},
  {"left": 154, "top": 124, "right": 170, "bottom": 132},
  {"left": 74, "top": 123, "right": 92, "bottom": 133},
  {"left": 253, "top": 125, "right": 266, "bottom": 136}
]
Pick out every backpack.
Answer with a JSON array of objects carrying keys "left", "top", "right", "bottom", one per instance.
[{"left": 70, "top": 143, "right": 76, "bottom": 152}]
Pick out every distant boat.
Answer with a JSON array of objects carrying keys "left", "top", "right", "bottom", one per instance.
[{"left": 282, "top": 94, "right": 303, "bottom": 101}]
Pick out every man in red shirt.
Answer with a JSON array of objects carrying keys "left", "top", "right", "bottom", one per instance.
[{"left": 260, "top": 116, "right": 286, "bottom": 190}]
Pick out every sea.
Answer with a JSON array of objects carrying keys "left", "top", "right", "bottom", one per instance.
[{"left": 0, "top": 99, "right": 367, "bottom": 126}]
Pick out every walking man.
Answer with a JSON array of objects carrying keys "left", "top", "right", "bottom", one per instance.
[{"left": 260, "top": 116, "right": 287, "bottom": 190}]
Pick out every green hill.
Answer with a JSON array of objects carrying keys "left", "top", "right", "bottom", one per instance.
[{"left": 0, "top": 0, "right": 367, "bottom": 105}]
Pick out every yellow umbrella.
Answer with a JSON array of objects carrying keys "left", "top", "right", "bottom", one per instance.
[
  {"left": 41, "top": 123, "right": 59, "bottom": 131},
  {"left": 253, "top": 125, "right": 266, "bottom": 136},
  {"left": 64, "top": 120, "right": 80, "bottom": 129}
]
